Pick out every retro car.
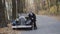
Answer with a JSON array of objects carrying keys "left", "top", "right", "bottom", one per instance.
[{"left": 11, "top": 16, "right": 34, "bottom": 30}]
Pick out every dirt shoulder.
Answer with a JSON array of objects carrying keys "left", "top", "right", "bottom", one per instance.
[
  {"left": 0, "top": 23, "right": 21, "bottom": 34},
  {"left": 47, "top": 15, "right": 60, "bottom": 21},
  {"left": 39, "top": 14, "right": 60, "bottom": 20}
]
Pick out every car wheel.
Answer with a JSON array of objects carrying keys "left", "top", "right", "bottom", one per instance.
[
  {"left": 13, "top": 28, "right": 16, "bottom": 30},
  {"left": 31, "top": 23, "right": 34, "bottom": 30}
]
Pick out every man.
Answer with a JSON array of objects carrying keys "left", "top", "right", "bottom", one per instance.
[{"left": 28, "top": 11, "right": 37, "bottom": 30}]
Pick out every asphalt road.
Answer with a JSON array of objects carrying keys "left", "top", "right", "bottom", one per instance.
[{"left": 18, "top": 15, "right": 60, "bottom": 34}]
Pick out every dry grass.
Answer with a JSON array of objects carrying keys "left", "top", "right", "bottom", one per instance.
[
  {"left": 49, "top": 15, "right": 60, "bottom": 20},
  {"left": 37, "top": 10, "right": 60, "bottom": 20},
  {"left": 0, "top": 23, "right": 21, "bottom": 34}
]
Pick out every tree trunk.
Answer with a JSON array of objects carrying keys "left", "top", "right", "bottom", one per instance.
[
  {"left": 12, "top": 0, "right": 16, "bottom": 20},
  {"left": 0, "top": 0, "right": 7, "bottom": 28},
  {"left": 56, "top": 0, "right": 59, "bottom": 14},
  {"left": 17, "top": 0, "right": 25, "bottom": 13}
]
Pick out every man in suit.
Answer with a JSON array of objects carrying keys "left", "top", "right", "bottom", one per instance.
[{"left": 28, "top": 11, "right": 37, "bottom": 30}]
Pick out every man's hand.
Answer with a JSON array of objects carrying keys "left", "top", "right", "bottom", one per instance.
[{"left": 32, "top": 18, "right": 34, "bottom": 19}]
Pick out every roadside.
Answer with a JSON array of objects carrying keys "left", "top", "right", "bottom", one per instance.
[
  {"left": 47, "top": 15, "right": 60, "bottom": 21},
  {"left": 0, "top": 23, "right": 21, "bottom": 34},
  {"left": 37, "top": 10, "right": 60, "bottom": 21}
]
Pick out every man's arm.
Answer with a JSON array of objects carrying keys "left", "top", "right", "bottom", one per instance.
[{"left": 33, "top": 13, "right": 36, "bottom": 21}]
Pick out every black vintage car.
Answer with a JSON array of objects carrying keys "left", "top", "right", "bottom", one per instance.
[{"left": 12, "top": 16, "right": 35, "bottom": 30}]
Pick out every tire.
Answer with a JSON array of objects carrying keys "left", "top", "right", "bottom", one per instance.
[
  {"left": 13, "top": 28, "right": 16, "bottom": 30},
  {"left": 31, "top": 23, "right": 34, "bottom": 30},
  {"left": 30, "top": 27, "right": 33, "bottom": 30}
]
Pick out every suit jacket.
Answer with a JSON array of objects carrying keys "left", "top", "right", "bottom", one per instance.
[{"left": 28, "top": 13, "right": 36, "bottom": 22}]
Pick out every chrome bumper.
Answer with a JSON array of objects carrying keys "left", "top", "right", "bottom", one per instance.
[{"left": 12, "top": 25, "right": 32, "bottom": 28}]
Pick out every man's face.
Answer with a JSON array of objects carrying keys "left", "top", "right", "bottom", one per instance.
[{"left": 29, "top": 11, "right": 32, "bottom": 13}]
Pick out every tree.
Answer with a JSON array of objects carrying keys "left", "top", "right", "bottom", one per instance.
[
  {"left": 0, "top": 0, "right": 7, "bottom": 27},
  {"left": 17, "top": 0, "right": 25, "bottom": 13},
  {"left": 56, "top": 0, "right": 59, "bottom": 13},
  {"left": 12, "top": 0, "right": 16, "bottom": 20}
]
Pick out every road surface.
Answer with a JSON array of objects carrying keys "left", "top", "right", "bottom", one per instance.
[{"left": 18, "top": 15, "right": 60, "bottom": 34}]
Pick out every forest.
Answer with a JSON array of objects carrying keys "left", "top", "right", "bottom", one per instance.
[
  {"left": 0, "top": 0, "right": 60, "bottom": 32},
  {"left": 0, "top": 0, "right": 60, "bottom": 20},
  {"left": 5, "top": 0, "right": 60, "bottom": 16}
]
